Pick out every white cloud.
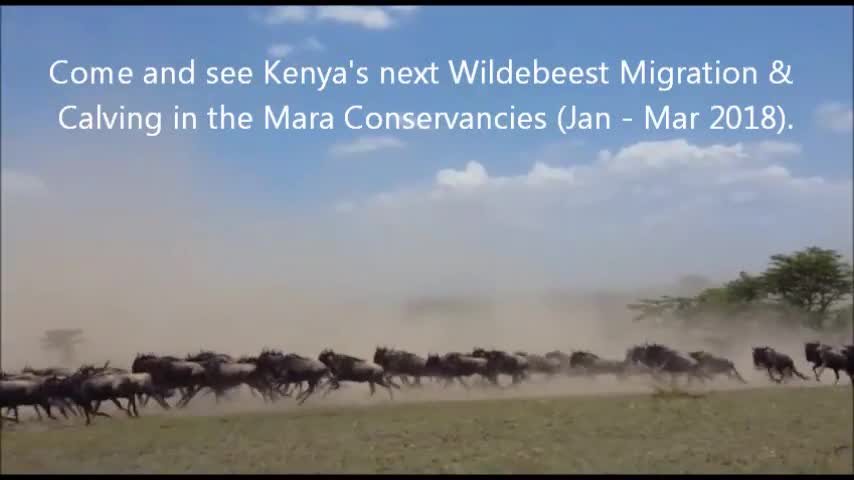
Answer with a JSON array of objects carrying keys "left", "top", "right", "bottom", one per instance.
[
  {"left": 266, "top": 37, "right": 326, "bottom": 59},
  {"left": 598, "top": 139, "right": 748, "bottom": 174},
  {"left": 302, "top": 36, "right": 325, "bottom": 52},
  {"left": 259, "top": 6, "right": 310, "bottom": 25},
  {"left": 342, "top": 138, "right": 840, "bottom": 215},
  {"left": 815, "top": 102, "right": 853, "bottom": 133},
  {"left": 255, "top": 6, "right": 417, "bottom": 30},
  {"left": 436, "top": 161, "right": 490, "bottom": 190},
  {"left": 330, "top": 135, "right": 406, "bottom": 156},
  {"left": 754, "top": 140, "right": 802, "bottom": 159},
  {"left": 1, "top": 170, "right": 47, "bottom": 198},
  {"left": 387, "top": 6, "right": 420, "bottom": 14},
  {"left": 267, "top": 43, "right": 295, "bottom": 59}
]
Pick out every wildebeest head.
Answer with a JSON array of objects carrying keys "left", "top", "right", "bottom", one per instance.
[
  {"left": 424, "top": 354, "right": 441, "bottom": 369},
  {"left": 569, "top": 350, "right": 599, "bottom": 368},
  {"left": 318, "top": 349, "right": 337, "bottom": 368},
  {"left": 804, "top": 342, "right": 823, "bottom": 364},
  {"left": 373, "top": 347, "right": 389, "bottom": 366},
  {"left": 752, "top": 346, "right": 773, "bottom": 368}
]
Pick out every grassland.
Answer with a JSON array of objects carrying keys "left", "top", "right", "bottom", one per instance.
[{"left": 1, "top": 385, "right": 852, "bottom": 474}]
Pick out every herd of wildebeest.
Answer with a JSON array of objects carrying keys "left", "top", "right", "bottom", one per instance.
[{"left": 1, "top": 341, "right": 852, "bottom": 427}]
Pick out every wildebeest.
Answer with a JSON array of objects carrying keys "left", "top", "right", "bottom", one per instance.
[
  {"left": 424, "top": 352, "right": 493, "bottom": 389},
  {"left": 67, "top": 364, "right": 170, "bottom": 425},
  {"left": 752, "top": 346, "right": 808, "bottom": 383},
  {"left": 544, "top": 350, "right": 577, "bottom": 376},
  {"left": 805, "top": 342, "right": 853, "bottom": 384},
  {"left": 0, "top": 374, "right": 67, "bottom": 423},
  {"left": 514, "top": 351, "right": 561, "bottom": 378},
  {"left": 471, "top": 348, "right": 529, "bottom": 386},
  {"left": 257, "top": 349, "right": 331, "bottom": 405},
  {"left": 688, "top": 351, "right": 746, "bottom": 383},
  {"left": 131, "top": 353, "right": 207, "bottom": 408},
  {"left": 569, "top": 351, "right": 628, "bottom": 378},
  {"left": 318, "top": 349, "right": 400, "bottom": 399},
  {"left": 625, "top": 344, "right": 709, "bottom": 384},
  {"left": 190, "top": 354, "right": 276, "bottom": 404},
  {"left": 373, "top": 347, "right": 429, "bottom": 387}
]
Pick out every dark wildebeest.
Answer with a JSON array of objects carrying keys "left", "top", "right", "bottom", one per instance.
[
  {"left": 752, "top": 346, "right": 808, "bottom": 383},
  {"left": 21, "top": 366, "right": 73, "bottom": 377},
  {"left": 189, "top": 354, "right": 276, "bottom": 405},
  {"left": 0, "top": 375, "right": 66, "bottom": 423},
  {"left": 132, "top": 353, "right": 207, "bottom": 408},
  {"left": 67, "top": 365, "right": 170, "bottom": 425},
  {"left": 424, "top": 352, "right": 493, "bottom": 389},
  {"left": 805, "top": 342, "right": 852, "bottom": 384},
  {"left": 688, "top": 351, "right": 747, "bottom": 383},
  {"left": 569, "top": 351, "right": 628, "bottom": 379},
  {"left": 318, "top": 349, "right": 400, "bottom": 399},
  {"left": 625, "top": 344, "right": 709, "bottom": 384},
  {"left": 471, "top": 348, "right": 529, "bottom": 386},
  {"left": 373, "top": 347, "right": 429, "bottom": 387},
  {"left": 257, "top": 350, "right": 332, "bottom": 405},
  {"left": 514, "top": 352, "right": 561, "bottom": 379},
  {"left": 544, "top": 350, "right": 579, "bottom": 376}
]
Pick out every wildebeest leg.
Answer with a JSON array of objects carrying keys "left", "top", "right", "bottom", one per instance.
[
  {"left": 456, "top": 377, "right": 470, "bottom": 390},
  {"left": 110, "top": 398, "right": 133, "bottom": 417},
  {"left": 33, "top": 404, "right": 43, "bottom": 421},
  {"left": 378, "top": 378, "right": 395, "bottom": 400},
  {"left": 730, "top": 367, "right": 747, "bottom": 384},
  {"left": 39, "top": 402, "right": 57, "bottom": 420},
  {"left": 297, "top": 380, "right": 320, "bottom": 406},
  {"left": 178, "top": 385, "right": 202, "bottom": 407},
  {"left": 368, "top": 381, "right": 377, "bottom": 397},
  {"left": 126, "top": 396, "right": 140, "bottom": 417},
  {"left": 815, "top": 364, "right": 826, "bottom": 382},
  {"left": 766, "top": 367, "right": 781, "bottom": 383},
  {"left": 832, "top": 368, "right": 840, "bottom": 385},
  {"left": 812, "top": 363, "right": 823, "bottom": 381}
]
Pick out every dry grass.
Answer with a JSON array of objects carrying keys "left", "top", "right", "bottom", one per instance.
[{"left": 1, "top": 384, "right": 851, "bottom": 474}]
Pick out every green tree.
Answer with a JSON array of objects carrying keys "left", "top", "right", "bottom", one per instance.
[{"left": 761, "top": 247, "right": 853, "bottom": 327}]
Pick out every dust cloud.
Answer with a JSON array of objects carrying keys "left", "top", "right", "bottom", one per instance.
[{"left": 0, "top": 126, "right": 849, "bottom": 412}]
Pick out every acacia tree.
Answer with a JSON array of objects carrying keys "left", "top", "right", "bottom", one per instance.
[
  {"left": 762, "top": 247, "right": 853, "bottom": 328},
  {"left": 628, "top": 246, "right": 853, "bottom": 331},
  {"left": 40, "top": 329, "right": 85, "bottom": 366}
]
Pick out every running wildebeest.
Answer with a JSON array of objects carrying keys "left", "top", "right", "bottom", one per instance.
[
  {"left": 373, "top": 347, "right": 429, "bottom": 387},
  {"left": 514, "top": 351, "right": 561, "bottom": 379},
  {"left": 625, "top": 344, "right": 710, "bottom": 385},
  {"left": 805, "top": 342, "right": 853, "bottom": 384},
  {"left": 569, "top": 351, "right": 629, "bottom": 379},
  {"left": 471, "top": 348, "right": 529, "bottom": 386},
  {"left": 424, "top": 352, "right": 493, "bottom": 389},
  {"left": 752, "top": 346, "right": 809, "bottom": 383},
  {"left": 688, "top": 351, "right": 747, "bottom": 383},
  {"left": 189, "top": 354, "right": 276, "bottom": 405},
  {"left": 318, "top": 349, "right": 400, "bottom": 399},
  {"left": 67, "top": 364, "right": 170, "bottom": 425},
  {"left": 544, "top": 350, "right": 578, "bottom": 376},
  {"left": 131, "top": 353, "right": 207, "bottom": 408},
  {"left": 0, "top": 374, "right": 66, "bottom": 423},
  {"left": 257, "top": 349, "right": 332, "bottom": 405}
]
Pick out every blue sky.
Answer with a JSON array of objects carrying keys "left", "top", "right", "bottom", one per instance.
[{"left": 1, "top": 6, "right": 852, "bottom": 297}]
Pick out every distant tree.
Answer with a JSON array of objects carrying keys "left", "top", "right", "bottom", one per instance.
[
  {"left": 761, "top": 247, "right": 853, "bottom": 327},
  {"left": 627, "top": 246, "right": 853, "bottom": 332},
  {"left": 40, "top": 329, "right": 84, "bottom": 366}
]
